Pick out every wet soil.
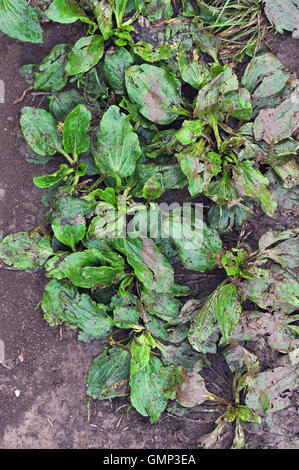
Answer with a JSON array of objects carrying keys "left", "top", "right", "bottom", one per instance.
[{"left": 0, "top": 19, "right": 298, "bottom": 449}]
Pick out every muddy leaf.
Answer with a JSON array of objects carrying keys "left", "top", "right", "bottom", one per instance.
[
  {"left": 241, "top": 264, "right": 299, "bottom": 313},
  {"left": 164, "top": 208, "right": 222, "bottom": 272},
  {"left": 223, "top": 343, "right": 259, "bottom": 373},
  {"left": 33, "top": 164, "right": 74, "bottom": 188},
  {"left": 198, "top": 414, "right": 231, "bottom": 449},
  {"left": 51, "top": 216, "right": 86, "bottom": 251},
  {"left": 263, "top": 0, "right": 299, "bottom": 38},
  {"left": 125, "top": 64, "right": 181, "bottom": 125},
  {"left": 42, "top": 279, "right": 113, "bottom": 338},
  {"left": 132, "top": 162, "right": 187, "bottom": 199},
  {"left": 177, "top": 370, "right": 212, "bottom": 407},
  {"left": 63, "top": 105, "right": 91, "bottom": 157},
  {"left": 254, "top": 97, "right": 299, "bottom": 145},
  {"left": 215, "top": 283, "right": 242, "bottom": 343},
  {"left": 20, "top": 107, "right": 62, "bottom": 157},
  {"left": 0, "top": 0, "right": 43, "bottom": 43},
  {"left": 232, "top": 160, "right": 277, "bottom": 217},
  {"left": 33, "top": 44, "right": 72, "bottom": 92},
  {"left": 190, "top": 20, "right": 221, "bottom": 63},
  {"left": 94, "top": 105, "right": 141, "bottom": 178},
  {"left": 245, "top": 362, "right": 298, "bottom": 415},
  {"left": 93, "top": 0, "right": 114, "bottom": 39},
  {"left": 47, "top": 0, "right": 92, "bottom": 24},
  {"left": 141, "top": 291, "right": 181, "bottom": 324},
  {"left": 156, "top": 342, "right": 201, "bottom": 370},
  {"left": 47, "top": 196, "right": 94, "bottom": 222},
  {"left": 66, "top": 35, "right": 104, "bottom": 76},
  {"left": 0, "top": 232, "right": 53, "bottom": 271},
  {"left": 112, "top": 237, "right": 177, "bottom": 294},
  {"left": 259, "top": 229, "right": 299, "bottom": 269},
  {"left": 48, "top": 89, "right": 87, "bottom": 121},
  {"left": 188, "top": 286, "right": 225, "bottom": 354},
  {"left": 130, "top": 355, "right": 169, "bottom": 423},
  {"left": 208, "top": 203, "right": 252, "bottom": 235},
  {"left": 86, "top": 348, "right": 131, "bottom": 399},
  {"left": 110, "top": 292, "right": 140, "bottom": 329},
  {"left": 141, "top": 0, "right": 173, "bottom": 21},
  {"left": 242, "top": 53, "right": 289, "bottom": 101},
  {"left": 219, "top": 88, "right": 252, "bottom": 121},
  {"left": 103, "top": 47, "right": 134, "bottom": 95}
]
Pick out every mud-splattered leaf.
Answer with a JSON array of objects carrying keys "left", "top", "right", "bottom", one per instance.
[
  {"left": 141, "top": 0, "right": 173, "bottom": 21},
  {"left": 66, "top": 35, "right": 104, "bottom": 76},
  {"left": 112, "top": 237, "right": 176, "bottom": 294},
  {"left": 47, "top": 0, "right": 92, "bottom": 24},
  {"left": 241, "top": 264, "right": 299, "bottom": 314},
  {"left": 177, "top": 370, "right": 212, "bottom": 407},
  {"left": 245, "top": 362, "right": 298, "bottom": 415},
  {"left": 216, "top": 283, "right": 242, "bottom": 343},
  {"left": 63, "top": 104, "right": 91, "bottom": 156},
  {"left": 20, "top": 107, "right": 62, "bottom": 157},
  {"left": 263, "top": 0, "right": 299, "bottom": 38},
  {"left": 125, "top": 64, "right": 181, "bottom": 125},
  {"left": 33, "top": 44, "right": 72, "bottom": 92},
  {"left": 254, "top": 97, "right": 299, "bottom": 144},
  {"left": 178, "top": 51, "right": 211, "bottom": 89},
  {"left": 93, "top": 0, "right": 114, "bottom": 39},
  {"left": 41, "top": 279, "right": 113, "bottom": 338},
  {"left": 219, "top": 88, "right": 252, "bottom": 121},
  {"left": 94, "top": 105, "right": 141, "bottom": 178},
  {"left": 110, "top": 292, "right": 140, "bottom": 329},
  {"left": 130, "top": 355, "right": 169, "bottom": 423},
  {"left": 87, "top": 348, "right": 131, "bottom": 399},
  {"left": 164, "top": 208, "right": 222, "bottom": 272},
  {"left": 0, "top": 0, "right": 43, "bottom": 43},
  {"left": 0, "top": 232, "right": 53, "bottom": 271},
  {"left": 103, "top": 47, "right": 134, "bottom": 95},
  {"left": 141, "top": 291, "right": 181, "bottom": 324},
  {"left": 232, "top": 160, "right": 277, "bottom": 217},
  {"left": 242, "top": 53, "right": 289, "bottom": 100}
]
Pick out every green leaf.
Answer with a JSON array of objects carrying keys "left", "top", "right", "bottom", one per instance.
[
  {"left": 178, "top": 51, "right": 211, "bottom": 89},
  {"left": 232, "top": 160, "right": 277, "bottom": 217},
  {"left": 133, "top": 42, "right": 172, "bottom": 63},
  {"left": 263, "top": 0, "right": 299, "bottom": 38},
  {"left": 48, "top": 89, "right": 86, "bottom": 121},
  {"left": 41, "top": 279, "right": 113, "bottom": 338},
  {"left": 0, "top": 0, "right": 43, "bottom": 43},
  {"left": 112, "top": 0, "right": 129, "bottom": 28},
  {"left": 93, "top": 0, "right": 114, "bottom": 40},
  {"left": 66, "top": 35, "right": 105, "bottom": 76},
  {"left": 51, "top": 216, "right": 86, "bottom": 251},
  {"left": 141, "top": 291, "right": 182, "bottom": 324},
  {"left": 33, "top": 164, "right": 73, "bottom": 188},
  {"left": 103, "top": 47, "right": 134, "bottom": 95},
  {"left": 110, "top": 292, "right": 140, "bottom": 329},
  {"left": 220, "top": 88, "right": 252, "bottom": 121},
  {"left": 47, "top": 0, "right": 92, "bottom": 24},
  {"left": 0, "top": 232, "right": 53, "bottom": 271},
  {"left": 94, "top": 105, "right": 141, "bottom": 178},
  {"left": 45, "top": 249, "right": 125, "bottom": 289},
  {"left": 20, "top": 107, "right": 62, "bottom": 157},
  {"left": 33, "top": 44, "right": 72, "bottom": 92},
  {"left": 215, "top": 283, "right": 242, "bottom": 343},
  {"left": 130, "top": 355, "right": 169, "bottom": 423},
  {"left": 86, "top": 348, "right": 131, "bottom": 399},
  {"left": 63, "top": 104, "right": 91, "bottom": 157},
  {"left": 125, "top": 64, "right": 181, "bottom": 125},
  {"left": 130, "top": 333, "right": 151, "bottom": 374}
]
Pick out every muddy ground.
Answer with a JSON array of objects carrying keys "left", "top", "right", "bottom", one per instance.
[{"left": 0, "top": 19, "right": 298, "bottom": 449}]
